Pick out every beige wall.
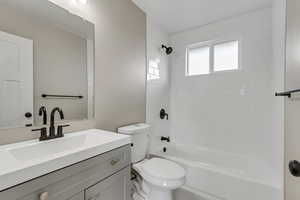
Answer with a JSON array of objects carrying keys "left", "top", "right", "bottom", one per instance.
[
  {"left": 0, "top": 0, "right": 146, "bottom": 144},
  {"left": 92, "top": 0, "right": 146, "bottom": 131},
  {"left": 0, "top": 4, "right": 88, "bottom": 124},
  {"left": 50, "top": 0, "right": 147, "bottom": 131},
  {"left": 285, "top": 0, "right": 300, "bottom": 199}
]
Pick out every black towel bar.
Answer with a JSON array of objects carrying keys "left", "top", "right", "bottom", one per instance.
[
  {"left": 41, "top": 94, "right": 83, "bottom": 99},
  {"left": 275, "top": 89, "right": 300, "bottom": 98}
]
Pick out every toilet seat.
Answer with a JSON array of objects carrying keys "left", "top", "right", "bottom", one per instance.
[
  {"left": 133, "top": 158, "right": 185, "bottom": 189},
  {"left": 142, "top": 158, "right": 185, "bottom": 180}
]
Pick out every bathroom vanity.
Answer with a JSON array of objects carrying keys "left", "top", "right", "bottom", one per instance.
[{"left": 0, "top": 129, "right": 131, "bottom": 200}]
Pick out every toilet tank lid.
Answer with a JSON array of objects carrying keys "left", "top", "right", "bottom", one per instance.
[{"left": 118, "top": 123, "right": 150, "bottom": 135}]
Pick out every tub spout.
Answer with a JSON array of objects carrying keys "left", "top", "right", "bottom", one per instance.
[{"left": 161, "top": 136, "right": 170, "bottom": 142}]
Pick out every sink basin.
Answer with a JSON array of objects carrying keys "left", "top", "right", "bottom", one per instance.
[
  {"left": 0, "top": 129, "right": 131, "bottom": 191},
  {"left": 8, "top": 134, "right": 87, "bottom": 162}
]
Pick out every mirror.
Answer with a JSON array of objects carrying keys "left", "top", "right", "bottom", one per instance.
[{"left": 0, "top": 0, "right": 95, "bottom": 129}]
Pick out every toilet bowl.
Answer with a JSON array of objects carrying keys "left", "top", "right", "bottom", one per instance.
[
  {"left": 118, "top": 123, "right": 186, "bottom": 200},
  {"left": 133, "top": 158, "right": 185, "bottom": 200}
]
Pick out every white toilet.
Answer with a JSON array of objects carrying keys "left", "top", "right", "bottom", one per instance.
[{"left": 118, "top": 123, "right": 185, "bottom": 200}]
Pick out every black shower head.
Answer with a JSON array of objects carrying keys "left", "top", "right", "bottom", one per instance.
[{"left": 162, "top": 45, "right": 173, "bottom": 55}]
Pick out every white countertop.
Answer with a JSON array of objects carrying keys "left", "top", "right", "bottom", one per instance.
[{"left": 0, "top": 129, "right": 131, "bottom": 191}]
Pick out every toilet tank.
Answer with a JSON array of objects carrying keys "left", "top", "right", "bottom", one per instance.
[{"left": 118, "top": 123, "right": 150, "bottom": 163}]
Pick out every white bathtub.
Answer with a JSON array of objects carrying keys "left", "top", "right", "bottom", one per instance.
[{"left": 153, "top": 144, "right": 282, "bottom": 200}]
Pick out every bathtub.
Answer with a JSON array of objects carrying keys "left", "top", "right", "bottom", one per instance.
[{"left": 152, "top": 144, "right": 282, "bottom": 200}]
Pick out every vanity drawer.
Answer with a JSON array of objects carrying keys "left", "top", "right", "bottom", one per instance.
[
  {"left": 0, "top": 145, "right": 131, "bottom": 200},
  {"left": 85, "top": 167, "right": 130, "bottom": 200}
]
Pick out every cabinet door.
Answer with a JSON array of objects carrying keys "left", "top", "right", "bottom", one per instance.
[{"left": 85, "top": 167, "right": 130, "bottom": 200}]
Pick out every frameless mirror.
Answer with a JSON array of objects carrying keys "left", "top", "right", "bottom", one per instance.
[{"left": 0, "top": 0, "right": 95, "bottom": 129}]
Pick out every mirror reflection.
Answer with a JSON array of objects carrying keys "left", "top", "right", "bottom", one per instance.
[{"left": 0, "top": 0, "right": 95, "bottom": 129}]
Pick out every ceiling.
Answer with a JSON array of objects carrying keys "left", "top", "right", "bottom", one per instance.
[{"left": 132, "top": 0, "right": 273, "bottom": 34}]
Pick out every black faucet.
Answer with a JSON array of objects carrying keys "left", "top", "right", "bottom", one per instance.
[
  {"left": 39, "top": 106, "right": 47, "bottom": 125},
  {"left": 49, "top": 107, "right": 64, "bottom": 138},
  {"left": 32, "top": 107, "right": 69, "bottom": 141},
  {"left": 32, "top": 127, "right": 48, "bottom": 141}
]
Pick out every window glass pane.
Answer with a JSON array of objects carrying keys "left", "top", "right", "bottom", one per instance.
[
  {"left": 187, "top": 46, "right": 210, "bottom": 76},
  {"left": 214, "top": 41, "right": 239, "bottom": 71}
]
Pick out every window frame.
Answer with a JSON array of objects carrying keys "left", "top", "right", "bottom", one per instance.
[{"left": 186, "top": 38, "right": 242, "bottom": 77}]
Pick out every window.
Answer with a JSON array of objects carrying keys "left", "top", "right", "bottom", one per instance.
[
  {"left": 186, "top": 40, "right": 239, "bottom": 76},
  {"left": 214, "top": 41, "right": 239, "bottom": 71},
  {"left": 147, "top": 59, "right": 160, "bottom": 80},
  {"left": 187, "top": 46, "right": 210, "bottom": 75}
]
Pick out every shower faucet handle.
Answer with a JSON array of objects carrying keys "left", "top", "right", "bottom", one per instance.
[{"left": 160, "top": 109, "right": 169, "bottom": 120}]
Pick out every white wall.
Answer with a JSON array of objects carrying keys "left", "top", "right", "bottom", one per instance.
[
  {"left": 169, "top": 7, "right": 282, "bottom": 186},
  {"left": 272, "top": 0, "right": 286, "bottom": 197},
  {"left": 146, "top": 18, "right": 171, "bottom": 153}
]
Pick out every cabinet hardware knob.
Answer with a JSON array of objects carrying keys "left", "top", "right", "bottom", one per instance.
[
  {"left": 40, "top": 192, "right": 48, "bottom": 200},
  {"left": 110, "top": 158, "right": 120, "bottom": 166}
]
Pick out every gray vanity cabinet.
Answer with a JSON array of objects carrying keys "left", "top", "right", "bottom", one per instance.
[{"left": 0, "top": 145, "right": 131, "bottom": 200}]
